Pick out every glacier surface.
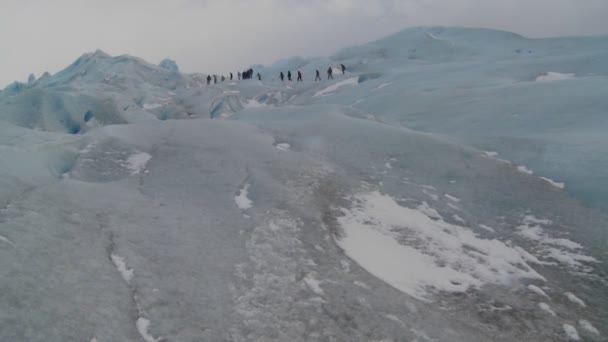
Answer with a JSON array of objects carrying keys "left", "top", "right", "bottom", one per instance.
[{"left": 1, "top": 27, "right": 607, "bottom": 341}]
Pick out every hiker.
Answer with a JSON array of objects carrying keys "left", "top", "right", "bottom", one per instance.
[
  {"left": 297, "top": 71, "right": 302, "bottom": 82},
  {"left": 327, "top": 67, "right": 333, "bottom": 80},
  {"left": 221, "top": 75, "right": 225, "bottom": 82},
  {"left": 207, "top": 75, "right": 211, "bottom": 85},
  {"left": 341, "top": 64, "right": 346, "bottom": 74},
  {"left": 287, "top": 71, "right": 292, "bottom": 81},
  {"left": 230, "top": 72, "right": 233, "bottom": 81},
  {"left": 213, "top": 75, "right": 217, "bottom": 84},
  {"left": 315, "top": 69, "right": 321, "bottom": 81},
  {"left": 280, "top": 72, "right": 284, "bottom": 81},
  {"left": 257, "top": 73, "right": 262, "bottom": 81},
  {"left": 238, "top": 72, "right": 241, "bottom": 80}
]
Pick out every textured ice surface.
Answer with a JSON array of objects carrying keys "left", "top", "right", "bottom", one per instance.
[{"left": 1, "top": 26, "right": 607, "bottom": 341}]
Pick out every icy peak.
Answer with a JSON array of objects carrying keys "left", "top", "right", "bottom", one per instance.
[{"left": 159, "top": 59, "right": 179, "bottom": 73}]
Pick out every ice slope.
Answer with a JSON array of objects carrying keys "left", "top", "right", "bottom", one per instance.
[
  {"left": 309, "top": 27, "right": 608, "bottom": 214},
  {"left": 1, "top": 27, "right": 607, "bottom": 341}
]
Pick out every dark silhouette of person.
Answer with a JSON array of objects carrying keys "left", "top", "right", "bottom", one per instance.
[
  {"left": 297, "top": 71, "right": 302, "bottom": 82},
  {"left": 242, "top": 68, "right": 253, "bottom": 80},
  {"left": 221, "top": 75, "right": 225, "bottom": 82},
  {"left": 238, "top": 72, "right": 241, "bottom": 80},
  {"left": 287, "top": 71, "right": 292, "bottom": 81},
  {"left": 280, "top": 72, "right": 284, "bottom": 81},
  {"left": 257, "top": 73, "right": 262, "bottom": 81},
  {"left": 315, "top": 70, "right": 321, "bottom": 81},
  {"left": 327, "top": 67, "right": 333, "bottom": 80},
  {"left": 207, "top": 75, "right": 211, "bottom": 85},
  {"left": 341, "top": 64, "right": 346, "bottom": 74},
  {"left": 213, "top": 75, "right": 217, "bottom": 84},
  {"left": 230, "top": 72, "right": 233, "bottom": 80}
]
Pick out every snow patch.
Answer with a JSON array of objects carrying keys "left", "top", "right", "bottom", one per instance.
[
  {"left": 517, "top": 165, "right": 534, "bottom": 175},
  {"left": 354, "top": 281, "right": 370, "bottom": 289},
  {"left": 528, "top": 284, "right": 550, "bottom": 298},
  {"left": 111, "top": 254, "right": 133, "bottom": 283},
  {"left": 445, "top": 194, "right": 461, "bottom": 203},
  {"left": 235, "top": 184, "right": 253, "bottom": 210},
  {"left": 142, "top": 103, "right": 163, "bottom": 110},
  {"left": 479, "top": 224, "right": 495, "bottom": 233},
  {"left": 536, "top": 72, "right": 576, "bottom": 82},
  {"left": 540, "top": 177, "right": 565, "bottom": 189},
  {"left": 565, "top": 292, "right": 586, "bottom": 307},
  {"left": 452, "top": 214, "right": 465, "bottom": 224},
  {"left": 303, "top": 275, "right": 324, "bottom": 295},
  {"left": 337, "top": 191, "right": 544, "bottom": 301},
  {"left": 372, "top": 83, "right": 391, "bottom": 91},
  {"left": 0, "top": 234, "right": 13, "bottom": 245},
  {"left": 539, "top": 302, "right": 556, "bottom": 316},
  {"left": 313, "top": 77, "right": 358, "bottom": 97},
  {"left": 137, "top": 318, "right": 162, "bottom": 342},
  {"left": 578, "top": 319, "right": 600, "bottom": 336},
  {"left": 516, "top": 216, "right": 596, "bottom": 271},
  {"left": 563, "top": 324, "right": 580, "bottom": 341},
  {"left": 127, "top": 152, "right": 152, "bottom": 175},
  {"left": 243, "top": 98, "right": 267, "bottom": 108},
  {"left": 417, "top": 201, "right": 442, "bottom": 220},
  {"left": 275, "top": 143, "right": 291, "bottom": 151},
  {"left": 447, "top": 203, "right": 460, "bottom": 211},
  {"left": 422, "top": 189, "right": 438, "bottom": 201}
]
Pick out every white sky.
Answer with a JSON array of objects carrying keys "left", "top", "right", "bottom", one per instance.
[{"left": 1, "top": 0, "right": 607, "bottom": 86}]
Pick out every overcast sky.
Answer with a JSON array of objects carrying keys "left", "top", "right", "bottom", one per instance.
[{"left": 1, "top": 0, "right": 608, "bottom": 86}]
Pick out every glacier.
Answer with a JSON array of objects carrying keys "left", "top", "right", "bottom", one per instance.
[{"left": 0, "top": 27, "right": 607, "bottom": 341}]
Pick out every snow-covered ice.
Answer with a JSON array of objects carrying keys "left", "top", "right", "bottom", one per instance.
[
  {"left": 445, "top": 194, "right": 460, "bottom": 202},
  {"left": 2, "top": 26, "right": 608, "bottom": 341},
  {"left": 111, "top": 253, "right": 134, "bottom": 283},
  {"left": 235, "top": 184, "right": 253, "bottom": 210},
  {"left": 565, "top": 292, "right": 586, "bottom": 307},
  {"left": 137, "top": 318, "right": 162, "bottom": 342},
  {"left": 337, "top": 191, "right": 544, "bottom": 301},
  {"left": 540, "top": 177, "right": 565, "bottom": 189},
  {"left": 528, "top": 284, "right": 550, "bottom": 298},
  {"left": 517, "top": 165, "right": 534, "bottom": 175},
  {"left": 579, "top": 319, "right": 600, "bottom": 336},
  {"left": 536, "top": 72, "right": 576, "bottom": 82},
  {"left": 563, "top": 324, "right": 580, "bottom": 341},
  {"left": 126, "top": 152, "right": 152, "bottom": 175},
  {"left": 275, "top": 143, "right": 291, "bottom": 151},
  {"left": 313, "top": 77, "right": 358, "bottom": 97},
  {"left": 539, "top": 303, "right": 556, "bottom": 316}
]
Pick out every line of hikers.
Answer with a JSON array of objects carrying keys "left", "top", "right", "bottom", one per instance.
[{"left": 205, "top": 64, "right": 346, "bottom": 85}]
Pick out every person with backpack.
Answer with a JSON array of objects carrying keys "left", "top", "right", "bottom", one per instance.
[
  {"left": 315, "top": 70, "right": 321, "bottom": 81},
  {"left": 297, "top": 71, "right": 302, "bottom": 82},
  {"left": 341, "top": 64, "right": 346, "bottom": 74},
  {"left": 280, "top": 72, "right": 285, "bottom": 81},
  {"left": 287, "top": 71, "right": 292, "bottom": 81},
  {"left": 221, "top": 75, "right": 225, "bottom": 82},
  {"left": 207, "top": 75, "right": 211, "bottom": 85},
  {"left": 213, "top": 75, "right": 217, "bottom": 84},
  {"left": 230, "top": 72, "right": 233, "bottom": 81},
  {"left": 327, "top": 67, "right": 333, "bottom": 80}
]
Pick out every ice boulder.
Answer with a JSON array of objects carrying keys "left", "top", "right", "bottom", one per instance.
[
  {"left": 160, "top": 59, "right": 179, "bottom": 73},
  {"left": 28, "top": 74, "right": 36, "bottom": 85}
]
